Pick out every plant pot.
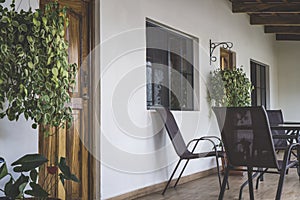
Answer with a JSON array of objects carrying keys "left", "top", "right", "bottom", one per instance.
[{"left": 221, "top": 153, "right": 244, "bottom": 176}]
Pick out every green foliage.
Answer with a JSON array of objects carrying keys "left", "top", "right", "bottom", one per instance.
[
  {"left": 58, "top": 157, "right": 79, "bottom": 185},
  {"left": 209, "top": 67, "right": 253, "bottom": 107},
  {"left": 0, "top": 0, "right": 77, "bottom": 129},
  {"left": 0, "top": 154, "right": 79, "bottom": 199},
  {"left": 12, "top": 154, "right": 48, "bottom": 172}
]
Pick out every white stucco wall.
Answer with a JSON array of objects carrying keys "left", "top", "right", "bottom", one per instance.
[
  {"left": 100, "top": 0, "right": 279, "bottom": 198},
  {"left": 277, "top": 41, "right": 300, "bottom": 121}
]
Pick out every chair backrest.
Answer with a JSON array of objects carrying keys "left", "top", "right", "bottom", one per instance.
[
  {"left": 266, "top": 110, "right": 284, "bottom": 125},
  {"left": 213, "top": 106, "right": 279, "bottom": 169},
  {"left": 155, "top": 107, "right": 188, "bottom": 157},
  {"left": 266, "top": 110, "right": 287, "bottom": 149}
]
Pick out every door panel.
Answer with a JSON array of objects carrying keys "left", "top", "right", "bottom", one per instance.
[{"left": 39, "top": 0, "right": 93, "bottom": 199}]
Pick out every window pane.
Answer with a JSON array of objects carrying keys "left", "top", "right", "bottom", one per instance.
[
  {"left": 250, "top": 60, "right": 268, "bottom": 108},
  {"left": 146, "top": 19, "right": 195, "bottom": 110}
]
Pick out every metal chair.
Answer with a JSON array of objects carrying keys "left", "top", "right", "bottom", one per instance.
[
  {"left": 267, "top": 110, "right": 288, "bottom": 150},
  {"left": 213, "top": 106, "right": 300, "bottom": 200},
  {"left": 155, "top": 107, "right": 224, "bottom": 195},
  {"left": 237, "top": 109, "right": 289, "bottom": 199}
]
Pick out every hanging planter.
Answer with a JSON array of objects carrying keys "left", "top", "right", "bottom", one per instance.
[{"left": 0, "top": 0, "right": 77, "bottom": 129}]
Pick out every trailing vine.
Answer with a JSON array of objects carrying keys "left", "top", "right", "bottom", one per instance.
[
  {"left": 0, "top": 0, "right": 77, "bottom": 129},
  {"left": 209, "top": 67, "right": 253, "bottom": 107}
]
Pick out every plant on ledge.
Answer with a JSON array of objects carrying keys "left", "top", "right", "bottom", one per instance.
[
  {"left": 0, "top": 0, "right": 77, "bottom": 130},
  {"left": 0, "top": 154, "right": 79, "bottom": 200},
  {"left": 209, "top": 67, "right": 253, "bottom": 107}
]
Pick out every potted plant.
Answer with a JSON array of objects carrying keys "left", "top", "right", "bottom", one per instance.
[
  {"left": 209, "top": 67, "right": 253, "bottom": 107},
  {"left": 0, "top": 154, "right": 78, "bottom": 200},
  {"left": 209, "top": 66, "right": 253, "bottom": 175}
]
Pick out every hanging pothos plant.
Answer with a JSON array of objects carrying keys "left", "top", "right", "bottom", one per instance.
[
  {"left": 0, "top": 0, "right": 77, "bottom": 129},
  {"left": 209, "top": 67, "right": 253, "bottom": 107}
]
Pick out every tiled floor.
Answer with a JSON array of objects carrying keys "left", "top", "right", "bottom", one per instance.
[{"left": 135, "top": 169, "right": 300, "bottom": 200}]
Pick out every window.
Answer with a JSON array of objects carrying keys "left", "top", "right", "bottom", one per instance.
[
  {"left": 146, "top": 19, "right": 197, "bottom": 110},
  {"left": 250, "top": 60, "right": 269, "bottom": 108},
  {"left": 220, "top": 47, "right": 236, "bottom": 70}
]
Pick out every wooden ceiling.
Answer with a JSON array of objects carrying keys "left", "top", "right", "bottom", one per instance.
[{"left": 230, "top": 0, "right": 300, "bottom": 41}]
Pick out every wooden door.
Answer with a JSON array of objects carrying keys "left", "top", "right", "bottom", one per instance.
[{"left": 39, "top": 0, "right": 96, "bottom": 199}]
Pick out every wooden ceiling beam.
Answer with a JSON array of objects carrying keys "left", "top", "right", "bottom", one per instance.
[
  {"left": 265, "top": 26, "right": 300, "bottom": 33},
  {"left": 233, "top": 2, "right": 300, "bottom": 13},
  {"left": 276, "top": 34, "right": 300, "bottom": 40},
  {"left": 250, "top": 14, "right": 300, "bottom": 25}
]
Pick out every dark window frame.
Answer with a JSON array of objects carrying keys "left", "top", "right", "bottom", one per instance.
[
  {"left": 146, "top": 19, "right": 197, "bottom": 111},
  {"left": 250, "top": 59, "right": 269, "bottom": 108}
]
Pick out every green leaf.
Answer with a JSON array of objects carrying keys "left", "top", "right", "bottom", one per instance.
[
  {"left": 27, "top": 36, "right": 33, "bottom": 43},
  {"left": 0, "top": 44, "right": 7, "bottom": 53},
  {"left": 0, "top": 16, "right": 9, "bottom": 23},
  {"left": 59, "top": 173, "right": 65, "bottom": 186},
  {"left": 24, "top": 112, "right": 29, "bottom": 120},
  {"left": 12, "top": 154, "right": 48, "bottom": 172},
  {"left": 18, "top": 182, "right": 28, "bottom": 198},
  {"left": 32, "top": 123, "right": 37, "bottom": 129},
  {"left": 70, "top": 174, "right": 79, "bottom": 182},
  {"left": 58, "top": 157, "right": 79, "bottom": 183},
  {"left": 5, "top": 174, "right": 29, "bottom": 199},
  {"left": 52, "top": 68, "right": 58, "bottom": 77},
  {"left": 18, "top": 24, "right": 28, "bottom": 32},
  {"left": 30, "top": 169, "right": 38, "bottom": 183},
  {"left": 7, "top": 114, "right": 15, "bottom": 121},
  {"left": 25, "top": 182, "right": 49, "bottom": 198},
  {"left": 47, "top": 56, "right": 52, "bottom": 65},
  {"left": 42, "top": 17, "right": 47, "bottom": 25},
  {"left": 28, "top": 62, "right": 34, "bottom": 69},
  {"left": 0, "top": 162, "right": 8, "bottom": 180},
  {"left": 33, "top": 17, "right": 40, "bottom": 26},
  {"left": 4, "top": 177, "right": 13, "bottom": 197},
  {"left": 12, "top": 20, "right": 19, "bottom": 27}
]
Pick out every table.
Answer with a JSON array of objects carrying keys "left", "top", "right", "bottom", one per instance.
[{"left": 271, "top": 123, "right": 300, "bottom": 144}]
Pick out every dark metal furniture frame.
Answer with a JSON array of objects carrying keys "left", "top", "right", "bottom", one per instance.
[
  {"left": 213, "top": 106, "right": 300, "bottom": 200},
  {"left": 155, "top": 107, "right": 225, "bottom": 195},
  {"left": 239, "top": 109, "right": 300, "bottom": 199}
]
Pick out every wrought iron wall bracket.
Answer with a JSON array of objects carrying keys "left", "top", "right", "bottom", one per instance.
[{"left": 210, "top": 39, "right": 233, "bottom": 65}]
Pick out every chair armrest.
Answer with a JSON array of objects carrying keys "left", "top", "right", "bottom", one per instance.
[
  {"left": 282, "top": 143, "right": 300, "bottom": 169},
  {"left": 187, "top": 136, "right": 223, "bottom": 154}
]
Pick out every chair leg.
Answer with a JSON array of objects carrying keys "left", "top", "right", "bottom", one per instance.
[
  {"left": 238, "top": 170, "right": 260, "bottom": 200},
  {"left": 275, "top": 168, "right": 286, "bottom": 200},
  {"left": 297, "top": 146, "right": 300, "bottom": 177},
  {"left": 215, "top": 155, "right": 222, "bottom": 189},
  {"left": 162, "top": 159, "right": 182, "bottom": 195},
  {"left": 247, "top": 167, "right": 254, "bottom": 200},
  {"left": 221, "top": 155, "right": 230, "bottom": 189},
  {"left": 226, "top": 180, "right": 230, "bottom": 190},
  {"left": 256, "top": 172, "right": 262, "bottom": 190},
  {"left": 174, "top": 159, "right": 189, "bottom": 188},
  {"left": 239, "top": 179, "right": 249, "bottom": 200},
  {"left": 218, "top": 166, "right": 229, "bottom": 200},
  {"left": 256, "top": 168, "right": 268, "bottom": 189}
]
